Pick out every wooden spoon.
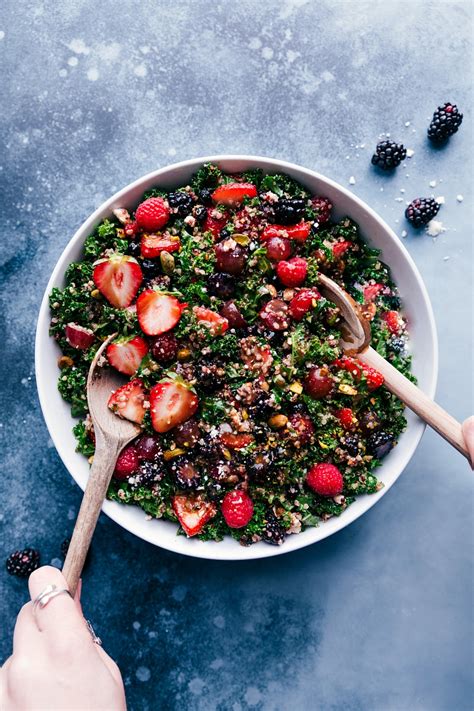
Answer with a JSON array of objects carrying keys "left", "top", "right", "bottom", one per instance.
[
  {"left": 62, "top": 334, "right": 141, "bottom": 594},
  {"left": 317, "top": 273, "right": 470, "bottom": 462}
]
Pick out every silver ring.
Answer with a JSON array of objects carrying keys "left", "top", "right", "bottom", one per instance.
[
  {"left": 85, "top": 619, "right": 102, "bottom": 646},
  {"left": 33, "top": 584, "right": 73, "bottom": 630}
]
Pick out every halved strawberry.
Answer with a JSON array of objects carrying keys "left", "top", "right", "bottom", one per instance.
[
  {"left": 65, "top": 323, "right": 95, "bottom": 349},
  {"left": 261, "top": 222, "right": 311, "bottom": 243},
  {"left": 332, "top": 240, "right": 352, "bottom": 258},
  {"left": 363, "top": 283, "right": 383, "bottom": 302},
  {"left": 140, "top": 233, "right": 181, "bottom": 259},
  {"left": 172, "top": 494, "right": 216, "bottom": 537},
  {"left": 93, "top": 254, "right": 143, "bottom": 309},
  {"left": 193, "top": 306, "right": 228, "bottom": 336},
  {"left": 108, "top": 379, "right": 146, "bottom": 424},
  {"left": 332, "top": 356, "right": 362, "bottom": 381},
  {"left": 335, "top": 407, "right": 357, "bottom": 430},
  {"left": 363, "top": 366, "right": 384, "bottom": 391},
  {"left": 383, "top": 310, "right": 401, "bottom": 334},
  {"left": 136, "top": 290, "right": 187, "bottom": 336},
  {"left": 149, "top": 379, "right": 199, "bottom": 433},
  {"left": 211, "top": 182, "right": 257, "bottom": 206},
  {"left": 106, "top": 336, "right": 148, "bottom": 376},
  {"left": 203, "top": 208, "right": 229, "bottom": 240},
  {"left": 220, "top": 433, "right": 254, "bottom": 450}
]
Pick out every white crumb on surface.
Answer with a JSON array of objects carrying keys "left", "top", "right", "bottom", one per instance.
[
  {"left": 401, "top": 230, "right": 408, "bottom": 238},
  {"left": 67, "top": 38, "right": 90, "bottom": 55},
  {"left": 262, "top": 47, "right": 274, "bottom": 60},
  {"left": 400, "top": 188, "right": 405, "bottom": 193},
  {"left": 0, "top": 31, "right": 5, "bottom": 40},
  {"left": 426, "top": 219, "right": 445, "bottom": 237},
  {"left": 405, "top": 121, "right": 411, "bottom": 126},
  {"left": 87, "top": 67, "right": 99, "bottom": 81},
  {"left": 349, "top": 176, "right": 356, "bottom": 185},
  {"left": 435, "top": 196, "right": 445, "bottom": 204},
  {"left": 443, "top": 256, "right": 450, "bottom": 261},
  {"left": 395, "top": 197, "right": 404, "bottom": 202},
  {"left": 134, "top": 64, "right": 147, "bottom": 77},
  {"left": 429, "top": 180, "right": 437, "bottom": 188},
  {"left": 406, "top": 149, "right": 415, "bottom": 158},
  {"left": 456, "top": 194, "right": 464, "bottom": 202},
  {"left": 68, "top": 56, "right": 78, "bottom": 66}
]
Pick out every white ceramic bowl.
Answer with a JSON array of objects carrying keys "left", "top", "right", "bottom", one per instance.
[{"left": 35, "top": 155, "right": 438, "bottom": 560}]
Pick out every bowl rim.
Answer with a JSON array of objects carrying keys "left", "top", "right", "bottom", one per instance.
[{"left": 35, "top": 154, "right": 438, "bottom": 561}]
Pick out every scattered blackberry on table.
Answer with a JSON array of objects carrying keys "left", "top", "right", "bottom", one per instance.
[
  {"left": 405, "top": 197, "right": 440, "bottom": 228},
  {"left": 273, "top": 198, "right": 306, "bottom": 225},
  {"left": 168, "top": 191, "right": 193, "bottom": 217},
  {"left": 371, "top": 140, "right": 407, "bottom": 170},
  {"left": 262, "top": 513, "right": 286, "bottom": 545},
  {"left": 6, "top": 548, "right": 40, "bottom": 577},
  {"left": 366, "top": 430, "right": 394, "bottom": 459},
  {"left": 427, "top": 102, "right": 463, "bottom": 142}
]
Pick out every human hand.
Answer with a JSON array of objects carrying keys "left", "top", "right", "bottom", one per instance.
[
  {"left": 462, "top": 416, "right": 474, "bottom": 468},
  {"left": 0, "top": 566, "right": 126, "bottom": 711}
]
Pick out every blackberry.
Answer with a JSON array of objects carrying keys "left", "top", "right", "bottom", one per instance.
[
  {"left": 194, "top": 205, "right": 207, "bottom": 222},
  {"left": 149, "top": 333, "right": 178, "bottom": 363},
  {"left": 359, "top": 410, "right": 381, "bottom": 434},
  {"left": 207, "top": 272, "right": 235, "bottom": 299},
  {"left": 219, "top": 226, "right": 233, "bottom": 241},
  {"left": 428, "top": 102, "right": 463, "bottom": 142},
  {"left": 343, "top": 434, "right": 361, "bottom": 457},
  {"left": 174, "top": 460, "right": 201, "bottom": 490},
  {"left": 405, "top": 197, "right": 440, "bottom": 228},
  {"left": 141, "top": 259, "right": 160, "bottom": 279},
  {"left": 199, "top": 188, "right": 213, "bottom": 205},
  {"left": 388, "top": 337, "right": 406, "bottom": 355},
  {"left": 127, "top": 240, "right": 141, "bottom": 258},
  {"left": 168, "top": 191, "right": 193, "bottom": 217},
  {"left": 366, "top": 430, "right": 394, "bottom": 459},
  {"left": 262, "top": 513, "right": 286, "bottom": 545},
  {"left": 173, "top": 419, "right": 202, "bottom": 449},
  {"left": 6, "top": 548, "right": 40, "bottom": 577},
  {"left": 371, "top": 140, "right": 407, "bottom": 170},
  {"left": 130, "top": 460, "right": 164, "bottom": 489},
  {"left": 273, "top": 198, "right": 306, "bottom": 225},
  {"left": 249, "top": 391, "right": 274, "bottom": 419},
  {"left": 197, "top": 361, "right": 225, "bottom": 393},
  {"left": 248, "top": 450, "right": 274, "bottom": 479}
]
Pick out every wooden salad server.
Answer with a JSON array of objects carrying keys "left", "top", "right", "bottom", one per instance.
[
  {"left": 62, "top": 334, "right": 141, "bottom": 595},
  {"left": 317, "top": 273, "right": 470, "bottom": 462}
]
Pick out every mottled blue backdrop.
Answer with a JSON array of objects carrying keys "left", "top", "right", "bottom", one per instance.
[{"left": 0, "top": 1, "right": 472, "bottom": 709}]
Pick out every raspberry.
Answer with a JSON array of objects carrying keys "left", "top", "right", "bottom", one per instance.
[
  {"left": 311, "top": 196, "right": 332, "bottom": 223},
  {"left": 114, "top": 444, "right": 139, "bottom": 480},
  {"left": 289, "top": 288, "right": 321, "bottom": 320},
  {"left": 276, "top": 257, "right": 307, "bottom": 287},
  {"left": 221, "top": 490, "right": 254, "bottom": 528},
  {"left": 367, "top": 430, "right": 394, "bottom": 459},
  {"left": 383, "top": 310, "right": 401, "bottom": 335},
  {"left": 306, "top": 463, "right": 343, "bottom": 497},
  {"left": 124, "top": 221, "right": 138, "bottom": 237},
  {"left": 364, "top": 366, "right": 384, "bottom": 391},
  {"left": 336, "top": 408, "right": 356, "bottom": 430},
  {"left": 135, "top": 197, "right": 170, "bottom": 231},
  {"left": 6, "top": 548, "right": 40, "bottom": 577}
]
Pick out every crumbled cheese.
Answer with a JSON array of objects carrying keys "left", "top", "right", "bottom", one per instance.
[
  {"left": 456, "top": 194, "right": 464, "bottom": 202},
  {"left": 349, "top": 176, "right": 356, "bottom": 185},
  {"left": 426, "top": 219, "right": 445, "bottom": 237},
  {"left": 429, "top": 180, "right": 437, "bottom": 188},
  {"left": 435, "top": 196, "right": 445, "bottom": 204},
  {"left": 406, "top": 149, "right": 415, "bottom": 158},
  {"left": 401, "top": 230, "right": 408, "bottom": 238}
]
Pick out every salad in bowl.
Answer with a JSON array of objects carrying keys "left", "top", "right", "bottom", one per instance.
[{"left": 47, "top": 162, "right": 414, "bottom": 547}]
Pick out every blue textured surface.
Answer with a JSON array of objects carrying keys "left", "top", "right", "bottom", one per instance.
[{"left": 0, "top": 2, "right": 473, "bottom": 709}]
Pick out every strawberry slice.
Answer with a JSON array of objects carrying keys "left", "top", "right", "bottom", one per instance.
[
  {"left": 220, "top": 433, "right": 254, "bottom": 450},
  {"left": 332, "top": 356, "right": 362, "bottom": 381},
  {"left": 363, "top": 283, "right": 383, "bottom": 302},
  {"left": 203, "top": 208, "right": 229, "bottom": 240},
  {"left": 332, "top": 240, "right": 352, "bottom": 258},
  {"left": 172, "top": 494, "right": 216, "bottom": 537},
  {"left": 140, "top": 233, "right": 181, "bottom": 259},
  {"left": 383, "top": 310, "right": 401, "bottom": 334},
  {"left": 193, "top": 306, "right": 228, "bottom": 335},
  {"left": 211, "top": 182, "right": 257, "bottom": 206},
  {"left": 149, "top": 379, "right": 199, "bottom": 433},
  {"left": 363, "top": 366, "right": 384, "bottom": 391},
  {"left": 136, "top": 290, "right": 187, "bottom": 336},
  {"left": 65, "top": 323, "right": 95, "bottom": 349},
  {"left": 108, "top": 379, "right": 146, "bottom": 424},
  {"left": 106, "top": 336, "right": 148, "bottom": 376},
  {"left": 261, "top": 222, "right": 311, "bottom": 243},
  {"left": 93, "top": 254, "right": 143, "bottom": 309}
]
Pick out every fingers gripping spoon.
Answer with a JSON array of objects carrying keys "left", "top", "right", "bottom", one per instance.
[{"left": 62, "top": 334, "right": 141, "bottom": 594}]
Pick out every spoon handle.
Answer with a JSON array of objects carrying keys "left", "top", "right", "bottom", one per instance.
[
  {"left": 62, "top": 439, "right": 121, "bottom": 595},
  {"left": 360, "top": 346, "right": 469, "bottom": 460}
]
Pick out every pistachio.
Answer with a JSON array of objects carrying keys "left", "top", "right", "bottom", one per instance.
[
  {"left": 268, "top": 414, "right": 288, "bottom": 430},
  {"left": 160, "top": 250, "right": 175, "bottom": 275},
  {"left": 232, "top": 233, "right": 250, "bottom": 246},
  {"left": 163, "top": 448, "right": 186, "bottom": 461},
  {"left": 288, "top": 381, "right": 303, "bottom": 394},
  {"left": 177, "top": 347, "right": 192, "bottom": 362},
  {"left": 283, "top": 288, "right": 295, "bottom": 301},
  {"left": 222, "top": 448, "right": 232, "bottom": 461},
  {"left": 91, "top": 289, "right": 102, "bottom": 299},
  {"left": 338, "top": 383, "right": 358, "bottom": 396},
  {"left": 58, "top": 355, "right": 74, "bottom": 369},
  {"left": 274, "top": 374, "right": 286, "bottom": 387},
  {"left": 88, "top": 456, "right": 94, "bottom": 465}
]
